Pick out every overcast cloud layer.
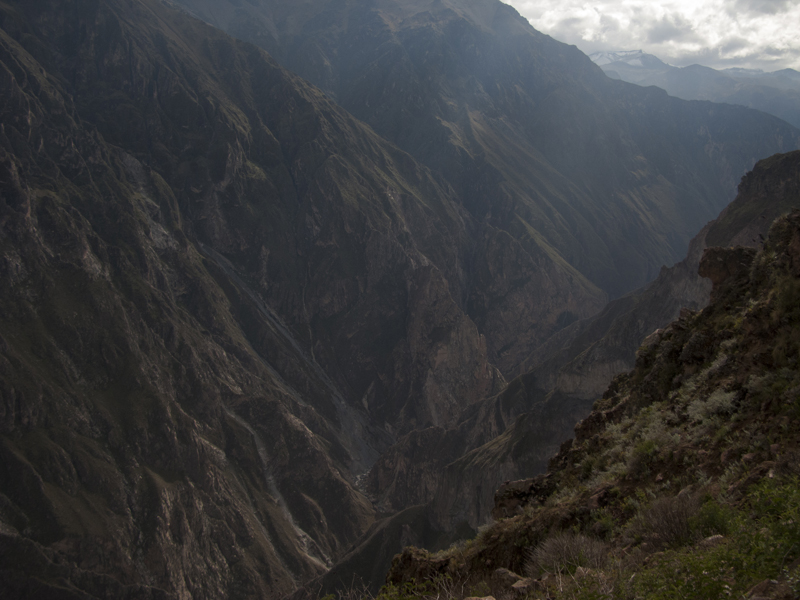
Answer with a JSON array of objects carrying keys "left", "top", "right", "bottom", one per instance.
[{"left": 505, "top": 0, "right": 800, "bottom": 71}]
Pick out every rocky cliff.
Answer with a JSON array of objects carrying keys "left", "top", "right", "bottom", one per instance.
[{"left": 0, "top": 0, "right": 512, "bottom": 595}]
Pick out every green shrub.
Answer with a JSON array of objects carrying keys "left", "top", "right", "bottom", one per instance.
[
  {"left": 628, "top": 439, "right": 658, "bottom": 477},
  {"left": 628, "top": 477, "right": 800, "bottom": 600},
  {"left": 591, "top": 508, "right": 616, "bottom": 540},
  {"left": 687, "top": 389, "right": 737, "bottom": 423},
  {"left": 581, "top": 456, "right": 598, "bottom": 480},
  {"left": 690, "top": 500, "right": 732, "bottom": 537}
]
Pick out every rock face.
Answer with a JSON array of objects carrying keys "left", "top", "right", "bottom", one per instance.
[
  {"left": 366, "top": 374, "right": 592, "bottom": 529},
  {"left": 0, "top": 0, "right": 502, "bottom": 596},
  {"left": 173, "top": 0, "right": 800, "bottom": 375}
]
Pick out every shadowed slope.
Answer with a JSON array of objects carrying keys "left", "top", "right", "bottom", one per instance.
[
  {"left": 0, "top": 0, "right": 526, "bottom": 595},
  {"left": 174, "top": 0, "right": 800, "bottom": 373}
]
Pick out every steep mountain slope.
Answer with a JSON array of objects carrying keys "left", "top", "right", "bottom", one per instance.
[
  {"left": 527, "top": 150, "right": 800, "bottom": 402},
  {"left": 291, "top": 152, "right": 800, "bottom": 596},
  {"left": 0, "top": 18, "right": 364, "bottom": 598},
  {"left": 171, "top": 0, "right": 800, "bottom": 374},
  {"left": 1, "top": 0, "right": 513, "bottom": 441},
  {"left": 385, "top": 208, "right": 800, "bottom": 600},
  {"left": 593, "top": 50, "right": 800, "bottom": 129},
  {"left": 0, "top": 0, "right": 533, "bottom": 596},
  {"left": 366, "top": 151, "right": 800, "bottom": 523}
]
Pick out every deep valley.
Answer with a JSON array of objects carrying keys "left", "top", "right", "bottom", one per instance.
[{"left": 0, "top": 0, "right": 799, "bottom": 598}]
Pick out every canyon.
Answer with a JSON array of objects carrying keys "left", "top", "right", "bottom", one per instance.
[{"left": 0, "top": 0, "right": 799, "bottom": 597}]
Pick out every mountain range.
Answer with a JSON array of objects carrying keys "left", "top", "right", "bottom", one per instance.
[
  {"left": 591, "top": 49, "right": 800, "bottom": 129},
  {"left": 0, "top": 0, "right": 799, "bottom": 598}
]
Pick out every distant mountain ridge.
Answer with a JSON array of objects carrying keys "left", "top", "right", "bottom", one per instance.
[
  {"left": 590, "top": 49, "right": 670, "bottom": 69},
  {"left": 591, "top": 50, "right": 800, "bottom": 128}
]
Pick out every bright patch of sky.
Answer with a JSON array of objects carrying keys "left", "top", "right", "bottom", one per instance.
[{"left": 504, "top": 0, "right": 800, "bottom": 71}]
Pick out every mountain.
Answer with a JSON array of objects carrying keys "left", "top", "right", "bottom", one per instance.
[
  {"left": 385, "top": 205, "right": 800, "bottom": 600},
  {"left": 590, "top": 49, "right": 671, "bottom": 70},
  {"left": 0, "top": 0, "right": 515, "bottom": 595},
  {"left": 288, "top": 151, "right": 800, "bottom": 596},
  {"left": 1, "top": 0, "right": 799, "bottom": 597},
  {"left": 591, "top": 50, "right": 800, "bottom": 129},
  {"left": 170, "top": 0, "right": 800, "bottom": 375}
]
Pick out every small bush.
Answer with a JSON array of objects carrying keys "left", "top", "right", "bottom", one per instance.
[
  {"left": 641, "top": 494, "right": 700, "bottom": 548},
  {"left": 687, "top": 389, "right": 737, "bottom": 422},
  {"left": 528, "top": 532, "right": 608, "bottom": 575},
  {"left": 580, "top": 456, "right": 597, "bottom": 480},
  {"left": 690, "top": 500, "right": 732, "bottom": 537},
  {"left": 590, "top": 508, "right": 616, "bottom": 540},
  {"left": 466, "top": 580, "right": 490, "bottom": 598},
  {"left": 628, "top": 438, "right": 658, "bottom": 477}
]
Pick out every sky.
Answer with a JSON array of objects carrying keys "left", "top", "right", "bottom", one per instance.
[{"left": 504, "top": 0, "right": 800, "bottom": 72}]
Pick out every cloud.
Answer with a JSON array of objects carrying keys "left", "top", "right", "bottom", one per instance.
[
  {"left": 734, "top": 0, "right": 792, "bottom": 15},
  {"left": 597, "top": 13, "right": 623, "bottom": 37},
  {"left": 720, "top": 36, "right": 748, "bottom": 53},
  {"left": 646, "top": 14, "right": 697, "bottom": 44},
  {"left": 503, "top": 0, "right": 800, "bottom": 71}
]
